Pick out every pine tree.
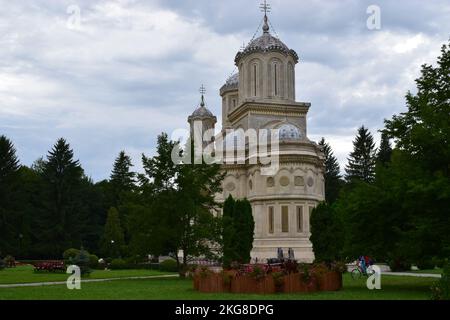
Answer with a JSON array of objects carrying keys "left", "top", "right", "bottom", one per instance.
[
  {"left": 318, "top": 138, "right": 342, "bottom": 203},
  {"left": 110, "top": 151, "right": 135, "bottom": 203},
  {"left": 100, "top": 207, "right": 125, "bottom": 258},
  {"left": 0, "top": 135, "right": 20, "bottom": 185},
  {"left": 377, "top": 132, "right": 393, "bottom": 166},
  {"left": 345, "top": 126, "right": 377, "bottom": 183},
  {"left": 222, "top": 195, "right": 237, "bottom": 267},
  {"left": 238, "top": 199, "right": 254, "bottom": 264},
  {"left": 0, "top": 135, "right": 20, "bottom": 255},
  {"left": 40, "top": 138, "right": 85, "bottom": 257}
]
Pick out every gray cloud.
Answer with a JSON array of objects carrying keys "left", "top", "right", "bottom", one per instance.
[{"left": 0, "top": 0, "right": 449, "bottom": 180}]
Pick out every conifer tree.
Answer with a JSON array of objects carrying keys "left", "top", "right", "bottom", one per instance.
[
  {"left": 318, "top": 138, "right": 342, "bottom": 203},
  {"left": 377, "top": 132, "right": 393, "bottom": 166},
  {"left": 222, "top": 195, "right": 237, "bottom": 267},
  {"left": 110, "top": 151, "right": 135, "bottom": 203},
  {"left": 40, "top": 138, "right": 85, "bottom": 257},
  {"left": 100, "top": 207, "right": 125, "bottom": 258},
  {"left": 345, "top": 126, "right": 377, "bottom": 183},
  {"left": 0, "top": 135, "right": 20, "bottom": 255}
]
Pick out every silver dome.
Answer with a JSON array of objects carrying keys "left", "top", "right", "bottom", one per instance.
[
  {"left": 225, "top": 73, "right": 239, "bottom": 86},
  {"left": 191, "top": 106, "right": 214, "bottom": 118},
  {"left": 235, "top": 33, "right": 299, "bottom": 64},
  {"left": 278, "top": 124, "right": 301, "bottom": 140}
]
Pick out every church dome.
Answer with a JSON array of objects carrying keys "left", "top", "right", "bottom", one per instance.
[
  {"left": 220, "top": 73, "right": 239, "bottom": 95},
  {"left": 225, "top": 73, "right": 239, "bottom": 86},
  {"left": 235, "top": 20, "right": 299, "bottom": 65},
  {"left": 278, "top": 123, "right": 302, "bottom": 140},
  {"left": 188, "top": 94, "right": 216, "bottom": 121},
  {"left": 191, "top": 105, "right": 214, "bottom": 118}
]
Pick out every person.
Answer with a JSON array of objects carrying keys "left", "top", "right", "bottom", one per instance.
[
  {"left": 358, "top": 255, "right": 367, "bottom": 274},
  {"left": 365, "top": 255, "right": 374, "bottom": 267}
]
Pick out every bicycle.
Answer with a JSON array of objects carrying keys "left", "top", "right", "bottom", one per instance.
[{"left": 351, "top": 264, "right": 375, "bottom": 280}]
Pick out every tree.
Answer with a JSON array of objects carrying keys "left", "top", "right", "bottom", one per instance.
[
  {"left": 100, "top": 207, "right": 125, "bottom": 258},
  {"left": 377, "top": 132, "right": 393, "bottom": 166},
  {"left": 222, "top": 195, "right": 237, "bottom": 267},
  {"left": 345, "top": 126, "right": 377, "bottom": 183},
  {"left": 310, "top": 202, "right": 343, "bottom": 262},
  {"left": 130, "top": 133, "right": 225, "bottom": 270},
  {"left": 382, "top": 41, "right": 450, "bottom": 262},
  {"left": 38, "top": 138, "right": 86, "bottom": 257},
  {"left": 174, "top": 143, "right": 225, "bottom": 267},
  {"left": 0, "top": 135, "right": 20, "bottom": 184},
  {"left": 319, "top": 138, "right": 343, "bottom": 203},
  {"left": 110, "top": 151, "right": 135, "bottom": 206},
  {"left": 233, "top": 199, "right": 254, "bottom": 264},
  {"left": 221, "top": 195, "right": 254, "bottom": 266},
  {"left": 0, "top": 135, "right": 20, "bottom": 255}
]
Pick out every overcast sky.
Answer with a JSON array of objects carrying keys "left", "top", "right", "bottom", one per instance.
[{"left": 1, "top": 0, "right": 449, "bottom": 181}]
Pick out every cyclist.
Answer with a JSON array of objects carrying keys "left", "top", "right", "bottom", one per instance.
[{"left": 358, "top": 256, "right": 367, "bottom": 275}]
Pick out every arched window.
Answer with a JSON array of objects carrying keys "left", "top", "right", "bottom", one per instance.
[
  {"left": 274, "top": 63, "right": 278, "bottom": 96},
  {"left": 268, "top": 206, "right": 274, "bottom": 234},
  {"left": 281, "top": 206, "right": 289, "bottom": 233},
  {"left": 253, "top": 64, "right": 257, "bottom": 97}
]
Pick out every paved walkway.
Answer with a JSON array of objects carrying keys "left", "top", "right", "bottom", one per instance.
[
  {"left": 0, "top": 274, "right": 179, "bottom": 289},
  {"left": 382, "top": 272, "right": 441, "bottom": 278}
]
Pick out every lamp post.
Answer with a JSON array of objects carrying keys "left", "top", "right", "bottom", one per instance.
[
  {"left": 111, "top": 240, "right": 115, "bottom": 258},
  {"left": 18, "top": 234, "right": 23, "bottom": 259}
]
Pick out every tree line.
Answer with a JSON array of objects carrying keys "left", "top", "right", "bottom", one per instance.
[
  {"left": 311, "top": 41, "right": 450, "bottom": 269},
  {"left": 0, "top": 132, "right": 255, "bottom": 268}
]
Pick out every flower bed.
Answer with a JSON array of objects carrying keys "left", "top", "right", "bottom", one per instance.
[
  {"left": 33, "top": 261, "right": 66, "bottom": 273},
  {"left": 192, "top": 262, "right": 343, "bottom": 295}
]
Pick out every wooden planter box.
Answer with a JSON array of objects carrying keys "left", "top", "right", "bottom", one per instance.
[
  {"left": 196, "top": 274, "right": 230, "bottom": 293},
  {"left": 282, "top": 273, "right": 318, "bottom": 293},
  {"left": 231, "top": 275, "right": 275, "bottom": 294},
  {"left": 193, "top": 271, "right": 341, "bottom": 294},
  {"left": 317, "top": 271, "right": 343, "bottom": 291}
]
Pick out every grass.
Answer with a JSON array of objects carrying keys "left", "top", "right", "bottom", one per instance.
[
  {"left": 0, "top": 271, "right": 437, "bottom": 300},
  {"left": 0, "top": 265, "right": 174, "bottom": 285},
  {"left": 408, "top": 268, "right": 442, "bottom": 275}
]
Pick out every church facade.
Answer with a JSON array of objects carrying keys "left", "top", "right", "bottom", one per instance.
[{"left": 188, "top": 12, "right": 325, "bottom": 263}]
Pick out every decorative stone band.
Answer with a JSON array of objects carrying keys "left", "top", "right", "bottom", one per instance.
[
  {"left": 235, "top": 47, "right": 299, "bottom": 65},
  {"left": 227, "top": 101, "right": 310, "bottom": 123},
  {"left": 221, "top": 154, "right": 325, "bottom": 169}
]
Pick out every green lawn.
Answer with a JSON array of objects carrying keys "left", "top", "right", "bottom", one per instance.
[
  {"left": 0, "top": 265, "right": 173, "bottom": 285},
  {"left": 409, "top": 268, "right": 442, "bottom": 275},
  {"left": 0, "top": 271, "right": 437, "bottom": 300}
]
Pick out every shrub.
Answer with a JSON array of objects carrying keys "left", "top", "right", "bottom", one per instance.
[
  {"left": 160, "top": 259, "right": 178, "bottom": 272},
  {"left": 249, "top": 265, "right": 265, "bottom": 281},
  {"left": 72, "top": 249, "right": 92, "bottom": 275},
  {"left": 4, "top": 255, "right": 15, "bottom": 268},
  {"left": 431, "top": 257, "right": 445, "bottom": 269},
  {"left": 388, "top": 258, "right": 411, "bottom": 272},
  {"left": 110, "top": 258, "right": 128, "bottom": 270},
  {"left": 272, "top": 272, "right": 285, "bottom": 289},
  {"left": 89, "top": 254, "right": 99, "bottom": 269},
  {"left": 431, "top": 263, "right": 450, "bottom": 300},
  {"left": 417, "top": 258, "right": 434, "bottom": 270},
  {"left": 0, "top": 258, "right": 5, "bottom": 270},
  {"left": 63, "top": 248, "right": 80, "bottom": 264}
]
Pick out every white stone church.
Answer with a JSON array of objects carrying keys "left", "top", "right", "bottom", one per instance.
[{"left": 187, "top": 9, "right": 325, "bottom": 263}]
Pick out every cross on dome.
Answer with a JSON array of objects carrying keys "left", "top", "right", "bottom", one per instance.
[{"left": 260, "top": 0, "right": 271, "bottom": 33}]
